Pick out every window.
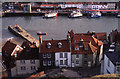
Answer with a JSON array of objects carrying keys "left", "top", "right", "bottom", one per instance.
[
  {"left": 60, "top": 53, "right": 63, "bottom": 58},
  {"left": 84, "top": 54, "right": 88, "bottom": 58},
  {"left": 84, "top": 47, "right": 88, "bottom": 50},
  {"left": 117, "top": 67, "right": 120, "bottom": 72},
  {"left": 30, "top": 60, "right": 35, "bottom": 64},
  {"left": 76, "top": 54, "right": 79, "bottom": 58},
  {"left": 108, "top": 59, "right": 110, "bottom": 67},
  {"left": 60, "top": 60, "right": 63, "bottom": 65},
  {"left": 31, "top": 66, "right": 36, "bottom": 70},
  {"left": 47, "top": 54, "right": 51, "bottom": 58},
  {"left": 20, "top": 60, "right": 25, "bottom": 64},
  {"left": 43, "top": 54, "right": 46, "bottom": 58},
  {"left": 75, "top": 48, "right": 79, "bottom": 51},
  {"left": 48, "top": 61, "right": 51, "bottom": 66},
  {"left": 84, "top": 61, "right": 87, "bottom": 65},
  {"left": 43, "top": 60, "right": 47, "bottom": 66},
  {"left": 76, "top": 61, "right": 79, "bottom": 64},
  {"left": 21, "top": 66, "right": 26, "bottom": 70},
  {"left": 64, "top": 60, "right": 67, "bottom": 65},
  {"left": 64, "top": 53, "right": 67, "bottom": 58}
]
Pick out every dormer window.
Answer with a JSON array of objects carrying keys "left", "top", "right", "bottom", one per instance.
[
  {"left": 75, "top": 48, "right": 79, "bottom": 51},
  {"left": 47, "top": 42, "right": 51, "bottom": 49},
  {"left": 58, "top": 42, "right": 62, "bottom": 48}
]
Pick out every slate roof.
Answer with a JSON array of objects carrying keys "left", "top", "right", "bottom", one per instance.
[
  {"left": 105, "top": 46, "right": 120, "bottom": 65},
  {"left": 2, "top": 41, "right": 17, "bottom": 54},
  {"left": 40, "top": 40, "right": 70, "bottom": 53},
  {"left": 16, "top": 48, "right": 39, "bottom": 60}
]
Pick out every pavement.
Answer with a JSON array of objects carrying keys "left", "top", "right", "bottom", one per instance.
[
  {"left": 46, "top": 68, "right": 81, "bottom": 78},
  {"left": 45, "top": 66, "right": 100, "bottom": 78}
]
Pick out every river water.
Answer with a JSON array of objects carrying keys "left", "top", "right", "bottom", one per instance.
[{"left": 2, "top": 16, "right": 118, "bottom": 44}]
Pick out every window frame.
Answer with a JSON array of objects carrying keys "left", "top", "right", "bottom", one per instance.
[
  {"left": 48, "top": 60, "right": 51, "bottom": 66},
  {"left": 30, "top": 60, "right": 35, "bottom": 64},
  {"left": 76, "top": 54, "right": 79, "bottom": 59},
  {"left": 43, "top": 60, "right": 47, "bottom": 66},
  {"left": 47, "top": 54, "right": 51, "bottom": 58},
  {"left": 20, "top": 60, "right": 25, "bottom": 64},
  {"left": 43, "top": 53, "right": 46, "bottom": 58},
  {"left": 60, "top": 60, "right": 63, "bottom": 65},
  {"left": 21, "top": 66, "right": 26, "bottom": 70},
  {"left": 64, "top": 53, "right": 67, "bottom": 58},
  {"left": 60, "top": 53, "right": 63, "bottom": 58}
]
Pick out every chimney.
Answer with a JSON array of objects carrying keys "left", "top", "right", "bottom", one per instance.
[
  {"left": 67, "top": 33, "right": 71, "bottom": 52},
  {"left": 39, "top": 36, "right": 42, "bottom": 53}
]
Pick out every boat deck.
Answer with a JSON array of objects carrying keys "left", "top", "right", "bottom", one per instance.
[{"left": 8, "top": 25, "right": 39, "bottom": 47}]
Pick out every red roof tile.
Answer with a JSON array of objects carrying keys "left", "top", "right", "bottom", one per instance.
[
  {"left": 40, "top": 40, "right": 70, "bottom": 53},
  {"left": 89, "top": 43, "right": 97, "bottom": 53}
]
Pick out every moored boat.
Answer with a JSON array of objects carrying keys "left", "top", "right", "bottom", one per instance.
[
  {"left": 117, "top": 13, "right": 120, "bottom": 18},
  {"left": 68, "top": 11, "right": 83, "bottom": 18},
  {"left": 43, "top": 12, "right": 57, "bottom": 18},
  {"left": 91, "top": 11, "right": 101, "bottom": 18}
]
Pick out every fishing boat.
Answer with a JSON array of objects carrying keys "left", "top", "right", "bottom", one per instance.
[
  {"left": 91, "top": 11, "right": 101, "bottom": 18},
  {"left": 68, "top": 11, "right": 83, "bottom": 18},
  {"left": 43, "top": 12, "right": 57, "bottom": 18}
]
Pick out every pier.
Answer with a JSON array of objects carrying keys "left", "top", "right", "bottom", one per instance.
[{"left": 8, "top": 25, "right": 39, "bottom": 47}]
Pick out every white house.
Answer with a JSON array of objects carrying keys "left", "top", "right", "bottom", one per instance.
[
  {"left": 101, "top": 44, "right": 120, "bottom": 74},
  {"left": 55, "top": 52, "right": 71, "bottom": 68}
]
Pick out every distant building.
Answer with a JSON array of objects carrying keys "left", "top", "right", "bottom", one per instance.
[{"left": 101, "top": 30, "right": 120, "bottom": 74}]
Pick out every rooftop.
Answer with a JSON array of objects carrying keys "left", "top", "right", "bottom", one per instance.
[
  {"left": 105, "top": 45, "right": 120, "bottom": 65},
  {"left": 40, "top": 39, "right": 70, "bottom": 53}
]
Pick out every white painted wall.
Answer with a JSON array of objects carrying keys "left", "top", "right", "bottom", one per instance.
[
  {"left": 103, "top": 54, "right": 115, "bottom": 74},
  {"left": 55, "top": 52, "right": 71, "bottom": 67},
  {"left": 99, "top": 45, "right": 103, "bottom": 63},
  {"left": 11, "top": 67, "right": 17, "bottom": 77},
  {"left": 16, "top": 60, "right": 40, "bottom": 75}
]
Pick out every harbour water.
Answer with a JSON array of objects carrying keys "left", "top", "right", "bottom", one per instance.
[{"left": 2, "top": 16, "right": 118, "bottom": 43}]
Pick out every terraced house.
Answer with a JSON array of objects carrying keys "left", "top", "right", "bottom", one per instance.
[
  {"left": 39, "top": 39, "right": 71, "bottom": 69},
  {"left": 68, "top": 30, "right": 105, "bottom": 67}
]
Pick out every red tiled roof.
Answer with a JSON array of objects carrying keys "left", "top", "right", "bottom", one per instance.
[
  {"left": 40, "top": 40, "right": 70, "bottom": 53},
  {"left": 92, "top": 36, "right": 103, "bottom": 46},
  {"left": 89, "top": 43, "right": 97, "bottom": 53},
  {"left": 26, "top": 71, "right": 44, "bottom": 79},
  {"left": 68, "top": 31, "right": 103, "bottom": 54},
  {"left": 71, "top": 41, "right": 97, "bottom": 54}
]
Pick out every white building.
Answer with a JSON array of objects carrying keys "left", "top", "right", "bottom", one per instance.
[
  {"left": 101, "top": 44, "right": 120, "bottom": 74},
  {"left": 55, "top": 52, "right": 71, "bottom": 68}
]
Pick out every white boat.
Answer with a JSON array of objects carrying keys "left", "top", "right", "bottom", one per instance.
[
  {"left": 43, "top": 12, "right": 57, "bottom": 18},
  {"left": 69, "top": 11, "right": 83, "bottom": 18},
  {"left": 91, "top": 11, "right": 101, "bottom": 18},
  {"left": 117, "top": 13, "right": 120, "bottom": 18}
]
